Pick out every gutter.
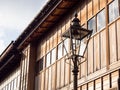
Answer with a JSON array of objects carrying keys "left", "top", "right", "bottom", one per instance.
[{"left": 15, "top": 0, "right": 62, "bottom": 50}]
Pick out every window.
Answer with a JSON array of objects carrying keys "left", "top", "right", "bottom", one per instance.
[
  {"left": 51, "top": 48, "right": 56, "bottom": 64},
  {"left": 57, "top": 43, "right": 63, "bottom": 60},
  {"left": 88, "top": 9, "right": 106, "bottom": 34},
  {"left": 97, "top": 9, "right": 106, "bottom": 31},
  {"left": 46, "top": 53, "right": 51, "bottom": 67},
  {"left": 36, "top": 57, "right": 44, "bottom": 73},
  {"left": 109, "top": 0, "right": 119, "bottom": 23},
  {"left": 88, "top": 17, "right": 96, "bottom": 34}
]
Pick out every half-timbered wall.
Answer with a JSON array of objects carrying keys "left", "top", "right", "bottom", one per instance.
[{"left": 35, "top": 0, "right": 120, "bottom": 90}]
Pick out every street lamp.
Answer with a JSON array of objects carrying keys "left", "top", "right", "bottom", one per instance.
[
  {"left": 118, "top": 77, "right": 120, "bottom": 90},
  {"left": 62, "top": 13, "right": 92, "bottom": 90}
]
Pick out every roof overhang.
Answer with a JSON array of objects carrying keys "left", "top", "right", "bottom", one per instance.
[
  {"left": 15, "top": 0, "right": 81, "bottom": 50},
  {"left": 0, "top": 0, "right": 82, "bottom": 80},
  {"left": 0, "top": 41, "right": 21, "bottom": 81}
]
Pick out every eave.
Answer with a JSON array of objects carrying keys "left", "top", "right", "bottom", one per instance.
[
  {"left": 0, "top": 41, "right": 21, "bottom": 81},
  {"left": 0, "top": 0, "right": 81, "bottom": 80},
  {"left": 15, "top": 0, "right": 80, "bottom": 50}
]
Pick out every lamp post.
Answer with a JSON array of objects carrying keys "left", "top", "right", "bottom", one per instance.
[
  {"left": 118, "top": 77, "right": 120, "bottom": 90},
  {"left": 62, "top": 13, "right": 92, "bottom": 90}
]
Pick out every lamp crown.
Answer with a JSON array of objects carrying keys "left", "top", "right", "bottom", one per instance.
[
  {"left": 72, "top": 13, "right": 80, "bottom": 23},
  {"left": 71, "top": 13, "right": 81, "bottom": 30},
  {"left": 75, "top": 13, "right": 78, "bottom": 18}
]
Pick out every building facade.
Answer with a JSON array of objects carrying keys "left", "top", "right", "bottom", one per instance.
[{"left": 0, "top": 0, "right": 120, "bottom": 90}]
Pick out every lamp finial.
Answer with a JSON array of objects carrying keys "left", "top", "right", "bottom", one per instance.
[{"left": 75, "top": 12, "right": 78, "bottom": 18}]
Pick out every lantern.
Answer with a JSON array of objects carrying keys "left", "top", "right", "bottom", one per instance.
[{"left": 62, "top": 13, "right": 92, "bottom": 59}]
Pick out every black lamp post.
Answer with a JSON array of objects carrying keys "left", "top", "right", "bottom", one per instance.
[
  {"left": 62, "top": 13, "right": 92, "bottom": 90},
  {"left": 118, "top": 77, "right": 120, "bottom": 90}
]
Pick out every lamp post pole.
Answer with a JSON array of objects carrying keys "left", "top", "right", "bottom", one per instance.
[
  {"left": 72, "top": 56, "right": 79, "bottom": 90},
  {"left": 118, "top": 77, "right": 120, "bottom": 90}
]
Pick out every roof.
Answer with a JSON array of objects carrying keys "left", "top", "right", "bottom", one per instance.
[
  {"left": 0, "top": 0, "right": 81, "bottom": 80},
  {"left": 15, "top": 0, "right": 80, "bottom": 50}
]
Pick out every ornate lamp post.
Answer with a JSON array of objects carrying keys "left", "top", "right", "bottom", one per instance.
[{"left": 62, "top": 13, "right": 92, "bottom": 90}]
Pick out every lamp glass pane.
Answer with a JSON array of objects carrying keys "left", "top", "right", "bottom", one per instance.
[
  {"left": 62, "top": 28, "right": 92, "bottom": 40},
  {"left": 58, "top": 43, "right": 63, "bottom": 60},
  {"left": 79, "top": 40, "right": 86, "bottom": 56},
  {"left": 63, "top": 39, "right": 69, "bottom": 56}
]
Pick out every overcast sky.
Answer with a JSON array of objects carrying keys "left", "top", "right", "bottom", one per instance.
[{"left": 0, "top": 0, "right": 48, "bottom": 54}]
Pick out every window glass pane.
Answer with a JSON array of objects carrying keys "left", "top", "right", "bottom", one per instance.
[
  {"left": 97, "top": 9, "right": 106, "bottom": 31},
  {"left": 109, "top": 0, "right": 119, "bottom": 23},
  {"left": 46, "top": 52, "right": 51, "bottom": 67},
  {"left": 58, "top": 43, "right": 63, "bottom": 60},
  {"left": 63, "top": 39, "right": 69, "bottom": 56},
  {"left": 51, "top": 48, "right": 56, "bottom": 64},
  {"left": 88, "top": 17, "right": 96, "bottom": 34},
  {"left": 37, "top": 57, "right": 44, "bottom": 73},
  {"left": 39, "top": 58, "right": 44, "bottom": 71}
]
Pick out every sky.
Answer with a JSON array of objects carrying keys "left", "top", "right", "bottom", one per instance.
[{"left": 0, "top": 0, "right": 48, "bottom": 54}]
